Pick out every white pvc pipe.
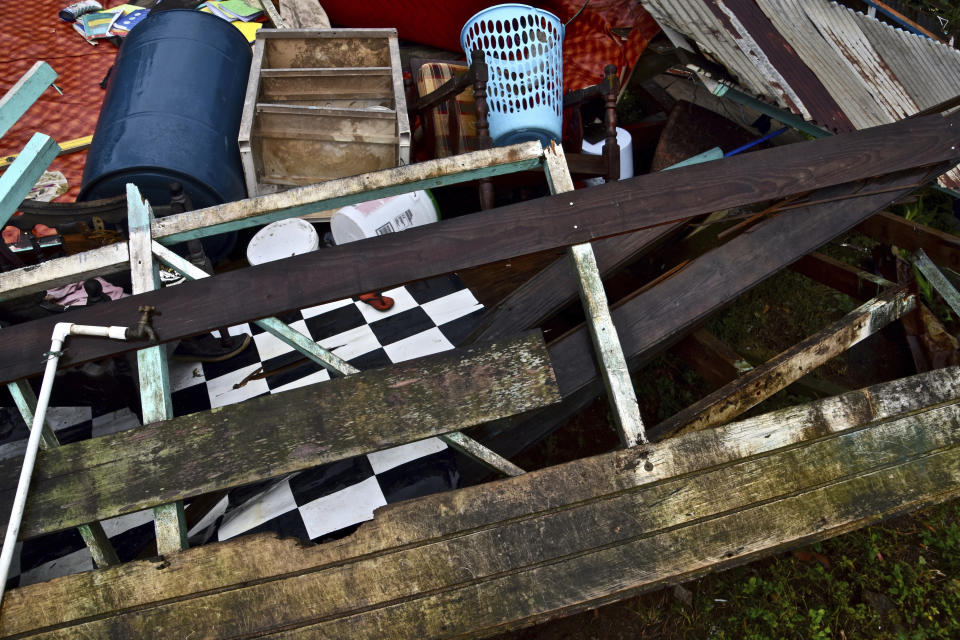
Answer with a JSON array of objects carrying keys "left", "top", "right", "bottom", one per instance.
[{"left": 0, "top": 322, "right": 131, "bottom": 605}]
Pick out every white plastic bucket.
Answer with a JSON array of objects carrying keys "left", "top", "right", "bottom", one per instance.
[
  {"left": 461, "top": 4, "right": 564, "bottom": 146},
  {"left": 330, "top": 190, "right": 439, "bottom": 245},
  {"left": 246, "top": 217, "right": 319, "bottom": 265},
  {"left": 580, "top": 127, "right": 634, "bottom": 181}
]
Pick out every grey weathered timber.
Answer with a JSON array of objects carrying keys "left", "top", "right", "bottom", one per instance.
[
  {"left": 912, "top": 248, "right": 960, "bottom": 317},
  {"left": 151, "top": 241, "right": 522, "bottom": 477},
  {"left": 127, "top": 185, "right": 187, "bottom": 554},
  {"left": 5, "top": 381, "right": 119, "bottom": 568},
  {"left": 542, "top": 144, "right": 645, "bottom": 447},
  {"left": 3, "top": 367, "right": 959, "bottom": 639},
  {"left": 0, "top": 333, "right": 558, "bottom": 540},
  {"left": 651, "top": 285, "right": 916, "bottom": 440},
  {"left": 0, "top": 142, "right": 545, "bottom": 302}
]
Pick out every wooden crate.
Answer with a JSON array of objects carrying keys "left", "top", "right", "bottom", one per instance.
[{"left": 239, "top": 29, "right": 411, "bottom": 196}]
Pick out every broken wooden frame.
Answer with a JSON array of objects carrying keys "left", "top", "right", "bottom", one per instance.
[
  {"left": 1, "top": 113, "right": 958, "bottom": 382},
  {"left": 4, "top": 367, "right": 960, "bottom": 637},
  {"left": 2, "top": 113, "right": 960, "bottom": 635}
]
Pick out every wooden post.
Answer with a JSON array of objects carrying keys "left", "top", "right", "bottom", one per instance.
[
  {"left": 127, "top": 184, "right": 188, "bottom": 555},
  {"left": 542, "top": 143, "right": 646, "bottom": 446},
  {"left": 472, "top": 51, "right": 495, "bottom": 210},
  {"left": 601, "top": 64, "right": 620, "bottom": 183},
  {"left": 5, "top": 380, "right": 120, "bottom": 567}
]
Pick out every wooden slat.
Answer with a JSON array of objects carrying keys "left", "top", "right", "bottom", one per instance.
[
  {"left": 651, "top": 286, "right": 916, "bottom": 439},
  {"left": 484, "top": 162, "right": 948, "bottom": 458},
  {"left": 4, "top": 368, "right": 959, "bottom": 638},
  {"left": 259, "top": 67, "right": 393, "bottom": 77},
  {"left": 3, "top": 116, "right": 959, "bottom": 383},
  {"left": 0, "top": 333, "right": 558, "bottom": 540},
  {"left": 791, "top": 251, "right": 894, "bottom": 301},
  {"left": 857, "top": 210, "right": 960, "bottom": 272}
]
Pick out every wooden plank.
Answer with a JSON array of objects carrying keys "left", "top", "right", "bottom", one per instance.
[
  {"left": 0, "top": 133, "right": 59, "bottom": 227},
  {"left": 857, "top": 211, "right": 960, "bottom": 272},
  {"left": 5, "top": 367, "right": 960, "bottom": 638},
  {"left": 672, "top": 329, "right": 753, "bottom": 388},
  {"left": 0, "top": 62, "right": 57, "bottom": 139},
  {"left": 791, "top": 251, "right": 893, "bottom": 301},
  {"left": 259, "top": 67, "right": 393, "bottom": 77},
  {"left": 0, "top": 333, "right": 559, "bottom": 540},
  {"left": 913, "top": 248, "right": 960, "bottom": 317},
  {"left": 0, "top": 242, "right": 129, "bottom": 302},
  {"left": 651, "top": 286, "right": 916, "bottom": 440},
  {"left": 3, "top": 116, "right": 958, "bottom": 383},
  {"left": 486, "top": 162, "right": 948, "bottom": 458},
  {"left": 543, "top": 144, "right": 645, "bottom": 446}
]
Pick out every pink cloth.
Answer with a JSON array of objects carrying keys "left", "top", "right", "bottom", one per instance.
[{"left": 46, "top": 277, "right": 127, "bottom": 307}]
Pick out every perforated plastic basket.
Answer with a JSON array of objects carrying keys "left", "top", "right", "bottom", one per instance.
[{"left": 461, "top": 4, "right": 563, "bottom": 146}]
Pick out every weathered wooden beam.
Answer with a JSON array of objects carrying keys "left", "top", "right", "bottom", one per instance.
[
  {"left": 651, "top": 285, "right": 916, "bottom": 440},
  {"left": 543, "top": 144, "right": 645, "bottom": 446},
  {"left": 791, "top": 252, "right": 893, "bottom": 301},
  {"left": 0, "top": 333, "right": 558, "bottom": 540},
  {"left": 672, "top": 329, "right": 753, "bottom": 388},
  {"left": 3, "top": 115, "right": 958, "bottom": 384},
  {"left": 0, "top": 62, "right": 57, "bottom": 140},
  {"left": 912, "top": 248, "right": 960, "bottom": 318},
  {"left": 482, "top": 162, "right": 948, "bottom": 459},
  {"left": 857, "top": 211, "right": 960, "bottom": 272},
  {"left": 127, "top": 185, "right": 188, "bottom": 555},
  {"left": 4, "top": 367, "right": 959, "bottom": 638}
]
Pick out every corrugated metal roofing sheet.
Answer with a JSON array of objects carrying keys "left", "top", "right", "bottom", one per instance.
[{"left": 640, "top": 0, "right": 960, "bottom": 188}]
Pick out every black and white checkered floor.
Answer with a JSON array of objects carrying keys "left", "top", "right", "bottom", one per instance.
[{"left": 2, "top": 275, "right": 484, "bottom": 589}]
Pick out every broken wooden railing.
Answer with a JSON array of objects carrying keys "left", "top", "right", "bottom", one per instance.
[
  {"left": 3, "top": 111, "right": 960, "bottom": 635},
  {"left": 4, "top": 367, "right": 960, "bottom": 638}
]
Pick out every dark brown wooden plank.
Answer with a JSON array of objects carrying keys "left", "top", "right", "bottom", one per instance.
[
  {"left": 791, "top": 251, "right": 893, "bottom": 301},
  {"left": 484, "top": 162, "right": 949, "bottom": 457},
  {"left": 0, "top": 114, "right": 958, "bottom": 385},
  {"left": 6, "top": 369, "right": 960, "bottom": 639},
  {"left": 857, "top": 211, "right": 960, "bottom": 273},
  {"left": 672, "top": 328, "right": 753, "bottom": 388},
  {"left": 466, "top": 226, "right": 680, "bottom": 343},
  {"left": 0, "top": 333, "right": 559, "bottom": 540}
]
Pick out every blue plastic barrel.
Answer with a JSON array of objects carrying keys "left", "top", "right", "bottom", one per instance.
[{"left": 80, "top": 9, "right": 252, "bottom": 213}]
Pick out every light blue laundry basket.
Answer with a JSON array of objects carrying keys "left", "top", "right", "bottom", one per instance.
[{"left": 461, "top": 4, "right": 564, "bottom": 146}]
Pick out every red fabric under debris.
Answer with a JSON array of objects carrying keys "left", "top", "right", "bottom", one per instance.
[{"left": 1, "top": 0, "right": 121, "bottom": 243}]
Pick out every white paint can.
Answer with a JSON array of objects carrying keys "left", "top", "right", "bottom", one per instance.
[
  {"left": 246, "top": 218, "right": 320, "bottom": 265},
  {"left": 330, "top": 190, "right": 439, "bottom": 245},
  {"left": 581, "top": 127, "right": 634, "bottom": 180}
]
